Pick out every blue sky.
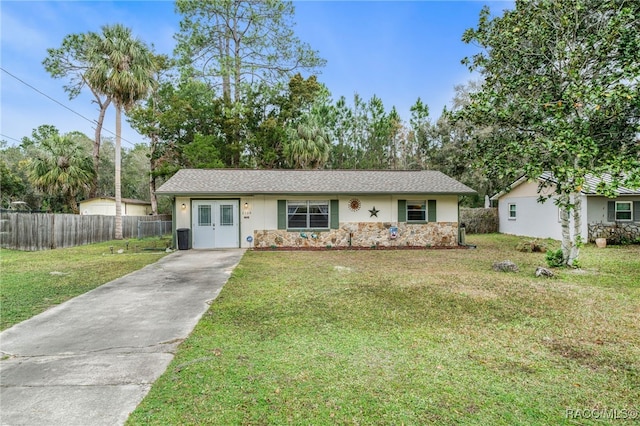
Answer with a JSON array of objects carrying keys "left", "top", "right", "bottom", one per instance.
[{"left": 0, "top": 0, "right": 513, "bottom": 148}]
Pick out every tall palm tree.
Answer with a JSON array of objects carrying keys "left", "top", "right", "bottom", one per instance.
[
  {"left": 85, "top": 24, "right": 156, "bottom": 239},
  {"left": 28, "top": 135, "right": 95, "bottom": 213},
  {"left": 43, "top": 31, "right": 112, "bottom": 199}
]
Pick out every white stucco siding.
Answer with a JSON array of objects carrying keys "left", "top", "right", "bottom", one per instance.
[
  {"left": 498, "top": 196, "right": 562, "bottom": 240},
  {"left": 498, "top": 191, "right": 589, "bottom": 241},
  {"left": 426, "top": 195, "right": 459, "bottom": 222},
  {"left": 505, "top": 180, "right": 556, "bottom": 198},
  {"left": 175, "top": 194, "right": 461, "bottom": 249},
  {"left": 79, "top": 198, "right": 151, "bottom": 216},
  {"left": 587, "top": 196, "right": 611, "bottom": 224},
  {"left": 258, "top": 194, "right": 460, "bottom": 226},
  {"left": 174, "top": 197, "right": 191, "bottom": 229},
  {"left": 340, "top": 196, "right": 393, "bottom": 222},
  {"left": 80, "top": 200, "right": 115, "bottom": 215},
  {"left": 125, "top": 204, "right": 151, "bottom": 216}
]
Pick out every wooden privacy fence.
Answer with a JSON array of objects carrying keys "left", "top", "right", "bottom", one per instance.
[{"left": 0, "top": 213, "right": 172, "bottom": 251}]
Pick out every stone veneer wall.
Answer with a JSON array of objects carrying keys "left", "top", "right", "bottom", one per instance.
[
  {"left": 588, "top": 222, "right": 640, "bottom": 244},
  {"left": 253, "top": 222, "right": 459, "bottom": 248}
]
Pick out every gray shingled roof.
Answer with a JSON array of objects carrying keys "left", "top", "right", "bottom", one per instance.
[
  {"left": 491, "top": 172, "right": 640, "bottom": 200},
  {"left": 539, "top": 172, "right": 640, "bottom": 195},
  {"left": 156, "top": 169, "right": 477, "bottom": 195}
]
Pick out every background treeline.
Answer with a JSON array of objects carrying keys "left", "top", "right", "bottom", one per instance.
[
  {"left": 1, "top": 0, "right": 500, "bottom": 214},
  {"left": 0, "top": 126, "right": 161, "bottom": 213}
]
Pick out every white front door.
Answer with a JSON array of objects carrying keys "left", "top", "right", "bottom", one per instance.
[{"left": 192, "top": 200, "right": 239, "bottom": 249}]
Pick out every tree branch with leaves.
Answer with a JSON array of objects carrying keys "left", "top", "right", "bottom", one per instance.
[{"left": 457, "top": 0, "right": 640, "bottom": 266}]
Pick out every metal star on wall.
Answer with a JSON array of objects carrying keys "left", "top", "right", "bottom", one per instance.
[{"left": 369, "top": 206, "right": 380, "bottom": 217}]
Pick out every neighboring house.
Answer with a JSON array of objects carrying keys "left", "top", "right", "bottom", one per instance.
[
  {"left": 79, "top": 197, "right": 152, "bottom": 216},
  {"left": 491, "top": 173, "right": 640, "bottom": 242},
  {"left": 155, "top": 169, "right": 476, "bottom": 249}
]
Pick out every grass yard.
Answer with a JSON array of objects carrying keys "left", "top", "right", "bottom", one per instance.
[
  {"left": 128, "top": 234, "right": 639, "bottom": 425},
  {"left": 0, "top": 237, "right": 171, "bottom": 330}
]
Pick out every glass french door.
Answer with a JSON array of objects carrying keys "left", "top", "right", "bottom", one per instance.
[{"left": 191, "top": 200, "right": 239, "bottom": 248}]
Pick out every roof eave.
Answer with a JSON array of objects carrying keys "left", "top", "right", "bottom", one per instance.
[{"left": 156, "top": 190, "right": 477, "bottom": 196}]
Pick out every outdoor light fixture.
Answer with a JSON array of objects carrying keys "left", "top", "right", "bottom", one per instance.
[
  {"left": 181, "top": 203, "right": 186, "bottom": 210},
  {"left": 244, "top": 202, "right": 249, "bottom": 209}
]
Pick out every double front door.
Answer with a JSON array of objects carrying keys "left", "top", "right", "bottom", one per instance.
[{"left": 192, "top": 200, "right": 239, "bottom": 248}]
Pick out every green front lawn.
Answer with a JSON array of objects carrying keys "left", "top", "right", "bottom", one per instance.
[
  {"left": 128, "top": 235, "right": 640, "bottom": 425},
  {"left": 0, "top": 238, "right": 170, "bottom": 330}
]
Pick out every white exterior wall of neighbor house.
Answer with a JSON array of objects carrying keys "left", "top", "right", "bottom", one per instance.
[
  {"left": 79, "top": 198, "right": 151, "bottom": 216},
  {"left": 174, "top": 194, "right": 459, "bottom": 249},
  {"left": 497, "top": 180, "right": 588, "bottom": 240}
]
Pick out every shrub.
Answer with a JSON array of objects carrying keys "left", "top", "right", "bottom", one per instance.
[{"left": 545, "top": 249, "right": 564, "bottom": 268}]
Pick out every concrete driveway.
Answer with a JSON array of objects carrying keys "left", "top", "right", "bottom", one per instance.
[{"left": 0, "top": 249, "right": 245, "bottom": 426}]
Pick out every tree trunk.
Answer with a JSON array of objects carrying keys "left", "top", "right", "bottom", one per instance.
[
  {"left": 69, "top": 193, "right": 79, "bottom": 214},
  {"left": 567, "top": 192, "right": 582, "bottom": 267},
  {"left": 90, "top": 97, "right": 111, "bottom": 198},
  {"left": 149, "top": 172, "right": 157, "bottom": 216},
  {"left": 114, "top": 103, "right": 123, "bottom": 240},
  {"left": 222, "top": 25, "right": 231, "bottom": 103},
  {"left": 559, "top": 193, "right": 572, "bottom": 265}
]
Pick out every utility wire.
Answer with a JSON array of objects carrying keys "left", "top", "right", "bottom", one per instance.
[
  {"left": 0, "top": 133, "right": 22, "bottom": 144},
  {"left": 1, "top": 67, "right": 140, "bottom": 147}
]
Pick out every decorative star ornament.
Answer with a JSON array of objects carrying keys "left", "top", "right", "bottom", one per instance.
[{"left": 369, "top": 206, "right": 380, "bottom": 217}]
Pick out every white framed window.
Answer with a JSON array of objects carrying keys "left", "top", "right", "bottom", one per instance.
[
  {"left": 220, "top": 204, "right": 234, "bottom": 226},
  {"left": 287, "top": 201, "right": 329, "bottom": 229},
  {"left": 198, "top": 205, "right": 211, "bottom": 226},
  {"left": 407, "top": 200, "right": 426, "bottom": 222},
  {"left": 615, "top": 201, "right": 632, "bottom": 221},
  {"left": 508, "top": 203, "right": 517, "bottom": 220}
]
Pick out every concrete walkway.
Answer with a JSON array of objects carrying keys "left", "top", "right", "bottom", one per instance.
[{"left": 0, "top": 249, "right": 245, "bottom": 426}]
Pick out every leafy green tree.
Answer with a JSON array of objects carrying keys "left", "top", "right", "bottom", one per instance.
[
  {"left": 10, "top": 126, "right": 74, "bottom": 211},
  {"left": 326, "top": 96, "right": 357, "bottom": 169},
  {"left": 458, "top": 0, "right": 640, "bottom": 265},
  {"left": 121, "top": 144, "right": 152, "bottom": 201},
  {"left": 425, "top": 82, "right": 511, "bottom": 206},
  {"left": 0, "top": 157, "right": 25, "bottom": 208},
  {"left": 407, "top": 98, "right": 431, "bottom": 169},
  {"left": 175, "top": 0, "right": 326, "bottom": 103},
  {"left": 125, "top": 54, "right": 174, "bottom": 214},
  {"left": 85, "top": 24, "right": 157, "bottom": 239},
  {"left": 175, "top": 0, "right": 325, "bottom": 165},
  {"left": 27, "top": 135, "right": 94, "bottom": 213},
  {"left": 95, "top": 138, "right": 115, "bottom": 197},
  {"left": 43, "top": 32, "right": 112, "bottom": 198},
  {"left": 242, "top": 75, "right": 327, "bottom": 169},
  {"left": 182, "top": 135, "right": 225, "bottom": 169}
]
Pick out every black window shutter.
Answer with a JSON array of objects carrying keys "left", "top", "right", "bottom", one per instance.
[
  {"left": 428, "top": 200, "right": 437, "bottom": 222},
  {"left": 634, "top": 201, "right": 640, "bottom": 222},
  {"left": 607, "top": 201, "right": 615, "bottom": 222},
  {"left": 277, "top": 200, "right": 286, "bottom": 229}
]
